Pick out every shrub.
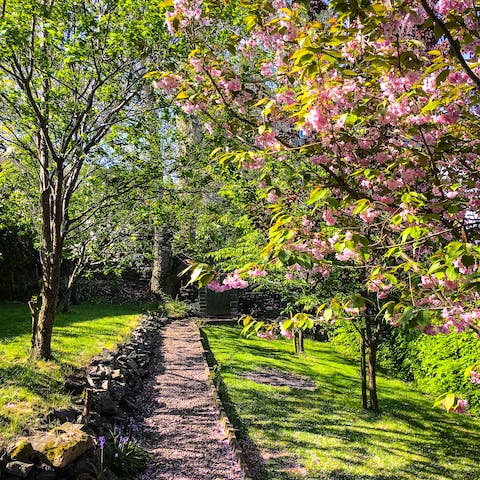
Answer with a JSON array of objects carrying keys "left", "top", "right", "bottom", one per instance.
[{"left": 408, "top": 332, "right": 480, "bottom": 414}]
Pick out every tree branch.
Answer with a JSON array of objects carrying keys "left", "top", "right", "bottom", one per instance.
[{"left": 420, "top": 0, "right": 480, "bottom": 89}]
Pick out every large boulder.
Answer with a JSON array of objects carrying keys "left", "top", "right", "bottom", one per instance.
[{"left": 29, "top": 422, "right": 94, "bottom": 469}]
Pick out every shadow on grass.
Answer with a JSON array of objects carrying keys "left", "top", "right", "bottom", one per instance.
[
  {"left": 203, "top": 326, "right": 480, "bottom": 480},
  {"left": 0, "top": 302, "right": 148, "bottom": 412},
  {"left": 199, "top": 328, "right": 273, "bottom": 480},
  {"left": 0, "top": 303, "right": 146, "bottom": 341},
  {"left": 0, "top": 363, "right": 63, "bottom": 398}
]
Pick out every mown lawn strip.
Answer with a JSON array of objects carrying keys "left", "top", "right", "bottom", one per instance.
[
  {"left": 0, "top": 302, "right": 148, "bottom": 441},
  {"left": 204, "top": 325, "right": 480, "bottom": 480}
]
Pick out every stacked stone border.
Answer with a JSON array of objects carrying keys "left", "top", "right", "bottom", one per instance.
[
  {"left": 196, "top": 320, "right": 254, "bottom": 480},
  {"left": 0, "top": 311, "right": 167, "bottom": 480}
]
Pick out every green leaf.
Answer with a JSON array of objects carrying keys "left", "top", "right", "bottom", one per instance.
[
  {"left": 307, "top": 187, "right": 329, "bottom": 205},
  {"left": 352, "top": 198, "right": 370, "bottom": 215},
  {"left": 189, "top": 265, "right": 205, "bottom": 284},
  {"left": 443, "top": 393, "right": 456, "bottom": 412}
]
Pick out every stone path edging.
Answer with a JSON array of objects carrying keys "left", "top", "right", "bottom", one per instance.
[{"left": 197, "top": 322, "right": 254, "bottom": 480}]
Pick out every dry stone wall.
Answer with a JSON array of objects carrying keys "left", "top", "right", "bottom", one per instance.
[{"left": 0, "top": 312, "right": 167, "bottom": 480}]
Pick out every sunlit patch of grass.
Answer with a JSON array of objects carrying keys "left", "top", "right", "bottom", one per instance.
[
  {"left": 0, "top": 302, "right": 149, "bottom": 442},
  {"left": 203, "top": 325, "right": 480, "bottom": 480}
]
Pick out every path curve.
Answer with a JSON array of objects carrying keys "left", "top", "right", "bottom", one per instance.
[{"left": 134, "top": 318, "right": 244, "bottom": 480}]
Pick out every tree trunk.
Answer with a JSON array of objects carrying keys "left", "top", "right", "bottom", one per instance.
[
  {"left": 61, "top": 266, "right": 78, "bottom": 314},
  {"left": 31, "top": 127, "right": 65, "bottom": 359},
  {"left": 360, "top": 329, "right": 368, "bottom": 410},
  {"left": 62, "top": 284, "right": 72, "bottom": 313},
  {"left": 298, "top": 330, "right": 305, "bottom": 354},
  {"left": 367, "top": 338, "right": 379, "bottom": 413},
  {"left": 151, "top": 225, "right": 174, "bottom": 296},
  {"left": 32, "top": 240, "right": 63, "bottom": 359},
  {"left": 32, "top": 282, "right": 59, "bottom": 359}
]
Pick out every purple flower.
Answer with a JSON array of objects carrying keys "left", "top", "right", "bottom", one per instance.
[
  {"left": 128, "top": 417, "right": 139, "bottom": 432},
  {"left": 98, "top": 436, "right": 106, "bottom": 449}
]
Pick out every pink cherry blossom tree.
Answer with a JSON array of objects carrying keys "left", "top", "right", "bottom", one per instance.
[{"left": 156, "top": 0, "right": 480, "bottom": 410}]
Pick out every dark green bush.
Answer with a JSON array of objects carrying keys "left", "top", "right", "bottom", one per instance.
[{"left": 408, "top": 332, "right": 480, "bottom": 414}]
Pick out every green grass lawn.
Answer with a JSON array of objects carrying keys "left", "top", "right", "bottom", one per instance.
[
  {"left": 0, "top": 302, "right": 149, "bottom": 442},
  {"left": 203, "top": 325, "right": 480, "bottom": 480}
]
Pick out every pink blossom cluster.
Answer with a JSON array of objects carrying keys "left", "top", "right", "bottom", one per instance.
[
  {"left": 165, "top": 0, "right": 203, "bottom": 34},
  {"left": 336, "top": 248, "right": 359, "bottom": 263},
  {"left": 423, "top": 308, "right": 480, "bottom": 335},
  {"left": 207, "top": 280, "right": 229, "bottom": 293},
  {"left": 153, "top": 74, "right": 182, "bottom": 94},
  {"left": 470, "top": 370, "right": 480, "bottom": 385},
  {"left": 345, "top": 306, "right": 366, "bottom": 316},
  {"left": 219, "top": 78, "right": 242, "bottom": 92},
  {"left": 322, "top": 209, "right": 337, "bottom": 226},
  {"left": 247, "top": 268, "right": 268, "bottom": 277},
  {"left": 359, "top": 207, "right": 381, "bottom": 224},
  {"left": 305, "top": 106, "right": 328, "bottom": 132},
  {"left": 279, "top": 322, "right": 294, "bottom": 340},
  {"left": 207, "top": 272, "right": 249, "bottom": 292},
  {"left": 257, "top": 330, "right": 277, "bottom": 340},
  {"left": 255, "top": 130, "right": 280, "bottom": 149},
  {"left": 452, "top": 398, "right": 468, "bottom": 414},
  {"left": 266, "top": 190, "right": 278, "bottom": 203},
  {"left": 367, "top": 276, "right": 393, "bottom": 299},
  {"left": 244, "top": 155, "right": 265, "bottom": 170},
  {"left": 435, "top": 0, "right": 472, "bottom": 15}
]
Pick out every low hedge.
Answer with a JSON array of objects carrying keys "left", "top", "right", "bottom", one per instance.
[{"left": 330, "top": 321, "right": 480, "bottom": 414}]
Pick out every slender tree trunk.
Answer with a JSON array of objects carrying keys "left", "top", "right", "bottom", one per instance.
[
  {"left": 365, "top": 313, "right": 379, "bottom": 413},
  {"left": 298, "top": 330, "right": 305, "bottom": 354},
  {"left": 62, "top": 283, "right": 73, "bottom": 314},
  {"left": 30, "top": 1, "right": 66, "bottom": 360},
  {"left": 33, "top": 272, "right": 61, "bottom": 359},
  {"left": 360, "top": 329, "right": 368, "bottom": 410},
  {"left": 368, "top": 339, "right": 379, "bottom": 412},
  {"left": 150, "top": 225, "right": 173, "bottom": 296}
]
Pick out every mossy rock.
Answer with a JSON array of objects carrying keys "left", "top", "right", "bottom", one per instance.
[
  {"left": 6, "top": 438, "right": 34, "bottom": 462},
  {"left": 30, "top": 422, "right": 94, "bottom": 469}
]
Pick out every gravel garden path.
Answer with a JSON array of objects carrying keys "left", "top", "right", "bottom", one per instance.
[{"left": 134, "top": 318, "right": 244, "bottom": 480}]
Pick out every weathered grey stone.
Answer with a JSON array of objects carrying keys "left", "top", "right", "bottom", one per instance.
[
  {"left": 89, "top": 355, "right": 103, "bottom": 366},
  {"left": 5, "top": 461, "right": 34, "bottom": 478},
  {"left": 101, "top": 352, "right": 114, "bottom": 363},
  {"left": 92, "top": 391, "right": 118, "bottom": 415},
  {"left": 126, "top": 359, "right": 138, "bottom": 370},
  {"left": 29, "top": 422, "right": 94, "bottom": 469},
  {"left": 46, "top": 407, "right": 81, "bottom": 424},
  {"left": 7, "top": 439, "right": 34, "bottom": 462},
  {"left": 115, "top": 355, "right": 128, "bottom": 365},
  {"left": 86, "top": 375, "right": 97, "bottom": 388},
  {"left": 64, "top": 372, "right": 86, "bottom": 394}
]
